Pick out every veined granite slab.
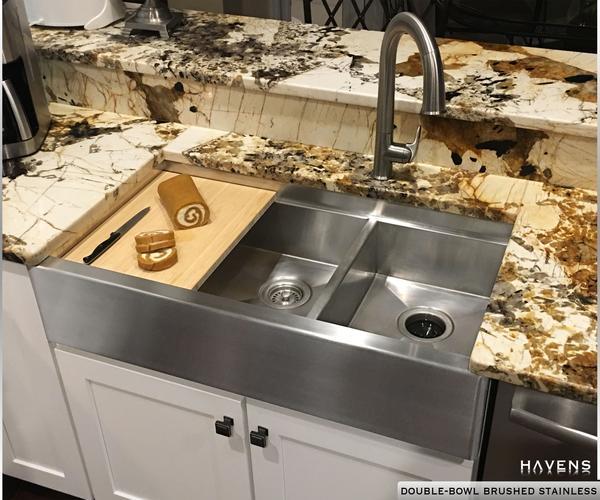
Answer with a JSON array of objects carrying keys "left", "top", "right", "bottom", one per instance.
[
  {"left": 2, "top": 101, "right": 595, "bottom": 402},
  {"left": 167, "top": 127, "right": 596, "bottom": 403},
  {"left": 2, "top": 104, "right": 184, "bottom": 265},
  {"left": 39, "top": 59, "right": 597, "bottom": 190},
  {"left": 31, "top": 8, "right": 596, "bottom": 138}
]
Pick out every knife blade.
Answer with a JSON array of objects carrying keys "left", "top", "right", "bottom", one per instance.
[{"left": 83, "top": 207, "right": 151, "bottom": 265}]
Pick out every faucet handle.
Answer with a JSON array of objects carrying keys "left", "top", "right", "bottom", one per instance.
[
  {"left": 406, "top": 125, "right": 422, "bottom": 162},
  {"left": 386, "top": 125, "right": 422, "bottom": 166}
]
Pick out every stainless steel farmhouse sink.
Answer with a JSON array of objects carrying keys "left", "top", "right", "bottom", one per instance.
[
  {"left": 200, "top": 186, "right": 512, "bottom": 358},
  {"left": 31, "top": 185, "right": 513, "bottom": 463}
]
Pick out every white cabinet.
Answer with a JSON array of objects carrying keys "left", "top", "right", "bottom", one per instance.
[
  {"left": 2, "top": 261, "right": 91, "bottom": 499},
  {"left": 55, "top": 346, "right": 474, "bottom": 500},
  {"left": 247, "top": 399, "right": 473, "bottom": 500},
  {"left": 55, "top": 348, "right": 254, "bottom": 500}
]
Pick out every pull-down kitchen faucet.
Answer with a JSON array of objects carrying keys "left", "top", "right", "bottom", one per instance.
[{"left": 372, "top": 12, "right": 445, "bottom": 180}]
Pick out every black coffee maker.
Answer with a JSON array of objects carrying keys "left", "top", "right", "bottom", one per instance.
[{"left": 2, "top": 0, "right": 50, "bottom": 166}]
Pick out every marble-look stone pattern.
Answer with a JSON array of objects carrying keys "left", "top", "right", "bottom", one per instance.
[
  {"left": 182, "top": 132, "right": 597, "bottom": 403},
  {"left": 31, "top": 8, "right": 596, "bottom": 137},
  {"left": 40, "top": 60, "right": 596, "bottom": 190},
  {"left": 2, "top": 104, "right": 184, "bottom": 265},
  {"left": 467, "top": 182, "right": 596, "bottom": 403}
]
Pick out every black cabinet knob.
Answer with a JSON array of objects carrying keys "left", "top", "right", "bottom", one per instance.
[
  {"left": 250, "top": 426, "right": 269, "bottom": 447},
  {"left": 215, "top": 416, "right": 234, "bottom": 437}
]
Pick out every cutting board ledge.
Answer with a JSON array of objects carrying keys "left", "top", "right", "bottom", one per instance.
[{"left": 64, "top": 172, "right": 277, "bottom": 290}]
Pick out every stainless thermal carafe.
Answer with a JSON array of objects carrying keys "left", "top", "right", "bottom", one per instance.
[{"left": 2, "top": 0, "right": 51, "bottom": 161}]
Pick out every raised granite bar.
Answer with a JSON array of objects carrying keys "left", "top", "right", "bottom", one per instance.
[
  {"left": 31, "top": 8, "right": 597, "bottom": 190},
  {"left": 31, "top": 9, "right": 596, "bottom": 134}
]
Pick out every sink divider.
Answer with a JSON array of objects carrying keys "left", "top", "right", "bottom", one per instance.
[{"left": 306, "top": 219, "right": 378, "bottom": 320}]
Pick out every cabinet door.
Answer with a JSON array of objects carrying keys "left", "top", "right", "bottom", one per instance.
[
  {"left": 2, "top": 262, "right": 91, "bottom": 499},
  {"left": 56, "top": 348, "right": 253, "bottom": 500},
  {"left": 247, "top": 400, "right": 473, "bottom": 500}
]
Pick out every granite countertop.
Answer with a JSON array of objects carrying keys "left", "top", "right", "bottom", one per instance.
[
  {"left": 2, "top": 104, "right": 183, "bottom": 265},
  {"left": 163, "top": 126, "right": 596, "bottom": 403},
  {"left": 3, "top": 104, "right": 595, "bottom": 403},
  {"left": 31, "top": 8, "right": 596, "bottom": 137}
]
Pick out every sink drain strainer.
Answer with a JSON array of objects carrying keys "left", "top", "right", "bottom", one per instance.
[
  {"left": 397, "top": 307, "right": 454, "bottom": 342},
  {"left": 259, "top": 278, "right": 312, "bottom": 309}
]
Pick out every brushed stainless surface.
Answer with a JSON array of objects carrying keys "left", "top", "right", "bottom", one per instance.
[
  {"left": 337, "top": 277, "right": 488, "bottom": 356},
  {"left": 201, "top": 247, "right": 332, "bottom": 316},
  {"left": 32, "top": 185, "right": 512, "bottom": 460},
  {"left": 510, "top": 387, "right": 597, "bottom": 450},
  {"left": 372, "top": 12, "right": 445, "bottom": 179},
  {"left": 199, "top": 202, "right": 366, "bottom": 316},
  {"left": 317, "top": 217, "right": 508, "bottom": 357},
  {"left": 483, "top": 382, "right": 597, "bottom": 480}
]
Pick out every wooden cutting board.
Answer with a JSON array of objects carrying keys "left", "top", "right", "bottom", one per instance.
[{"left": 65, "top": 172, "right": 275, "bottom": 289}]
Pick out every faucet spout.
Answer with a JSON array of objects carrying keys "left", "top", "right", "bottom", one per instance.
[{"left": 372, "top": 12, "right": 445, "bottom": 180}]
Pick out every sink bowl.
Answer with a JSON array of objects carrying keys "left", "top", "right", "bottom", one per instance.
[
  {"left": 317, "top": 219, "right": 510, "bottom": 357},
  {"left": 199, "top": 201, "right": 367, "bottom": 316}
]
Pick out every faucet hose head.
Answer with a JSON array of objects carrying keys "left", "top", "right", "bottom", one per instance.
[{"left": 419, "top": 48, "right": 446, "bottom": 115}]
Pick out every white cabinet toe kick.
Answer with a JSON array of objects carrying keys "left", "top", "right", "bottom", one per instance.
[{"left": 30, "top": 256, "right": 490, "bottom": 463}]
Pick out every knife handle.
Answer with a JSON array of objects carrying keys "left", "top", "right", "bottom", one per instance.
[{"left": 83, "top": 232, "right": 121, "bottom": 265}]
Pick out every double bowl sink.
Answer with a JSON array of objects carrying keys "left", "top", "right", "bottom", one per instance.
[
  {"left": 200, "top": 185, "right": 512, "bottom": 359},
  {"left": 33, "top": 184, "right": 512, "bottom": 461}
]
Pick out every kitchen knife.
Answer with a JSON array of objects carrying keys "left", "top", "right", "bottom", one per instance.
[{"left": 83, "top": 207, "right": 150, "bottom": 265}]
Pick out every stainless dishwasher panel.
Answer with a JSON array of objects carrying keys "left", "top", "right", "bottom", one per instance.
[
  {"left": 510, "top": 386, "right": 596, "bottom": 450},
  {"left": 481, "top": 382, "right": 597, "bottom": 480}
]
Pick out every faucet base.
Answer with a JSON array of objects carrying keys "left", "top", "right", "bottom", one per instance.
[{"left": 372, "top": 174, "right": 392, "bottom": 181}]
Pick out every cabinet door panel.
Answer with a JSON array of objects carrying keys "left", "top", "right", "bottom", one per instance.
[
  {"left": 248, "top": 400, "right": 473, "bottom": 500},
  {"left": 56, "top": 348, "right": 253, "bottom": 500},
  {"left": 2, "top": 262, "right": 91, "bottom": 499}
]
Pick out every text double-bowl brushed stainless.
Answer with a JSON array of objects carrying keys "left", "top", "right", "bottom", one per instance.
[{"left": 32, "top": 185, "right": 512, "bottom": 462}]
